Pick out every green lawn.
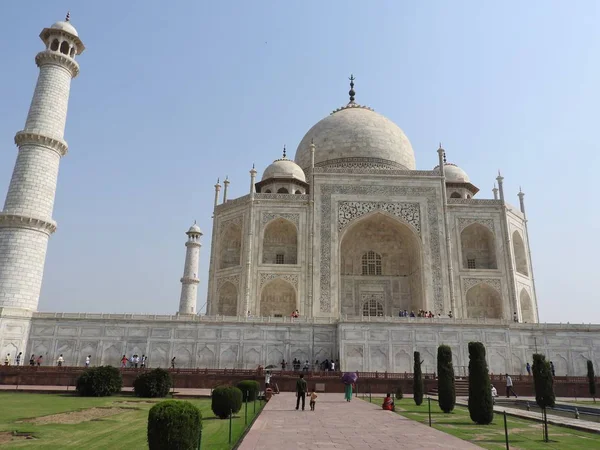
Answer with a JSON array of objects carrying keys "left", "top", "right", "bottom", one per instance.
[
  {"left": 0, "top": 392, "right": 263, "bottom": 449},
  {"left": 367, "top": 397, "right": 599, "bottom": 449}
]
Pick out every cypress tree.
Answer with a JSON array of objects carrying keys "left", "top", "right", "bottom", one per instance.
[
  {"left": 467, "top": 342, "right": 493, "bottom": 424},
  {"left": 413, "top": 351, "right": 424, "bottom": 406},
  {"left": 532, "top": 353, "right": 555, "bottom": 441},
  {"left": 437, "top": 345, "right": 456, "bottom": 413},
  {"left": 587, "top": 360, "right": 596, "bottom": 402}
]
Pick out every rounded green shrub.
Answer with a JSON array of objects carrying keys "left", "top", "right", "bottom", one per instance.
[
  {"left": 76, "top": 366, "right": 122, "bottom": 397},
  {"left": 211, "top": 386, "right": 243, "bottom": 419},
  {"left": 467, "top": 342, "right": 493, "bottom": 424},
  {"left": 395, "top": 385, "right": 403, "bottom": 400},
  {"left": 148, "top": 400, "right": 202, "bottom": 450},
  {"left": 236, "top": 380, "right": 260, "bottom": 402},
  {"left": 134, "top": 368, "right": 172, "bottom": 398},
  {"left": 437, "top": 345, "right": 456, "bottom": 413}
]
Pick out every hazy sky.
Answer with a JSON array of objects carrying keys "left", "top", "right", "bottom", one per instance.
[{"left": 1, "top": 1, "right": 598, "bottom": 323}]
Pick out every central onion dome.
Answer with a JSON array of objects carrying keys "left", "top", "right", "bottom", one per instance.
[{"left": 294, "top": 76, "right": 416, "bottom": 171}]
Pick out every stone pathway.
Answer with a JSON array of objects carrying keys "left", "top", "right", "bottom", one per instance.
[{"left": 238, "top": 393, "right": 482, "bottom": 449}]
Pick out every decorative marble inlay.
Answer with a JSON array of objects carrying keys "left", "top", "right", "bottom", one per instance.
[
  {"left": 457, "top": 217, "right": 495, "bottom": 233},
  {"left": 338, "top": 201, "right": 420, "bottom": 233},
  {"left": 320, "top": 185, "right": 443, "bottom": 313},
  {"left": 217, "top": 274, "right": 240, "bottom": 290},
  {"left": 259, "top": 273, "right": 299, "bottom": 289},
  {"left": 262, "top": 212, "right": 300, "bottom": 228},
  {"left": 219, "top": 215, "right": 243, "bottom": 235},
  {"left": 462, "top": 277, "right": 501, "bottom": 294}
]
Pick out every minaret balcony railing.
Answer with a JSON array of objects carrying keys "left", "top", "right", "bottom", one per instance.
[{"left": 14, "top": 131, "right": 68, "bottom": 157}]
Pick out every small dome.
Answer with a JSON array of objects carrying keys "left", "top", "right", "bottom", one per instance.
[
  {"left": 434, "top": 163, "right": 470, "bottom": 183},
  {"left": 51, "top": 21, "right": 79, "bottom": 37},
  {"left": 187, "top": 223, "right": 202, "bottom": 235},
  {"left": 262, "top": 158, "right": 306, "bottom": 182},
  {"left": 294, "top": 106, "right": 416, "bottom": 171}
]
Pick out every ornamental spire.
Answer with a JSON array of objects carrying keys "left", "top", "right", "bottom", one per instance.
[
  {"left": 65, "top": 11, "right": 70, "bottom": 22},
  {"left": 282, "top": 145, "right": 286, "bottom": 159},
  {"left": 348, "top": 74, "right": 356, "bottom": 104}
]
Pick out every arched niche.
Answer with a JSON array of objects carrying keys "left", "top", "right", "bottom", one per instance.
[
  {"left": 512, "top": 231, "right": 529, "bottom": 276},
  {"left": 461, "top": 223, "right": 497, "bottom": 269},
  {"left": 277, "top": 187, "right": 289, "bottom": 194},
  {"left": 465, "top": 283, "right": 502, "bottom": 319},
  {"left": 340, "top": 212, "right": 423, "bottom": 314},
  {"left": 520, "top": 288, "right": 534, "bottom": 323},
  {"left": 219, "top": 224, "right": 242, "bottom": 269},
  {"left": 217, "top": 282, "right": 238, "bottom": 316},
  {"left": 262, "top": 218, "right": 297, "bottom": 264},
  {"left": 260, "top": 278, "right": 296, "bottom": 317},
  {"left": 450, "top": 192, "right": 461, "bottom": 198}
]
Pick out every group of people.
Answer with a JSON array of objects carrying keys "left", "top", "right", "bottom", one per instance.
[
  {"left": 398, "top": 310, "right": 453, "bottom": 318},
  {"left": 120, "top": 354, "right": 147, "bottom": 368},
  {"left": 291, "top": 310, "right": 300, "bottom": 318},
  {"left": 294, "top": 374, "right": 318, "bottom": 411},
  {"left": 281, "top": 358, "right": 339, "bottom": 372},
  {"left": 525, "top": 361, "right": 556, "bottom": 376},
  {"left": 4, "top": 353, "right": 52, "bottom": 367}
]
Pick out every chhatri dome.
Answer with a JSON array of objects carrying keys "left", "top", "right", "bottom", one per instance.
[
  {"left": 262, "top": 147, "right": 306, "bottom": 182},
  {"left": 294, "top": 75, "right": 416, "bottom": 171},
  {"left": 434, "top": 162, "right": 471, "bottom": 183}
]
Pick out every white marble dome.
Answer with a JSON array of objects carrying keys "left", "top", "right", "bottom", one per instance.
[
  {"left": 434, "top": 163, "right": 470, "bottom": 183},
  {"left": 294, "top": 105, "right": 416, "bottom": 171},
  {"left": 187, "top": 223, "right": 202, "bottom": 235},
  {"left": 51, "top": 21, "right": 79, "bottom": 37},
  {"left": 262, "top": 158, "right": 306, "bottom": 182}
]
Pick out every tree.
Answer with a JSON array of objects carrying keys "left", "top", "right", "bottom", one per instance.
[
  {"left": 413, "top": 351, "right": 424, "bottom": 406},
  {"left": 467, "top": 342, "right": 493, "bottom": 425},
  {"left": 437, "top": 345, "right": 456, "bottom": 413},
  {"left": 532, "top": 353, "right": 555, "bottom": 442},
  {"left": 587, "top": 360, "right": 596, "bottom": 402}
]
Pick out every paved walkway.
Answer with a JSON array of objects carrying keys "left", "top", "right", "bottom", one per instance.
[{"left": 238, "top": 393, "right": 481, "bottom": 449}]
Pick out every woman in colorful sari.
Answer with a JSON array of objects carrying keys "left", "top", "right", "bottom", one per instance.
[
  {"left": 344, "top": 382, "right": 353, "bottom": 402},
  {"left": 382, "top": 393, "right": 395, "bottom": 411}
]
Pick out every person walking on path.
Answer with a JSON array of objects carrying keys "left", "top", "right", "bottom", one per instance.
[
  {"left": 344, "top": 382, "right": 353, "bottom": 402},
  {"left": 526, "top": 362, "right": 531, "bottom": 375},
  {"left": 505, "top": 374, "right": 517, "bottom": 398},
  {"left": 4, "top": 354, "right": 10, "bottom": 366},
  {"left": 295, "top": 374, "right": 307, "bottom": 410},
  {"left": 309, "top": 389, "right": 318, "bottom": 411},
  {"left": 29, "top": 354, "right": 35, "bottom": 366},
  {"left": 171, "top": 357, "right": 176, "bottom": 369},
  {"left": 15, "top": 352, "right": 22, "bottom": 366},
  {"left": 85, "top": 355, "right": 91, "bottom": 367},
  {"left": 121, "top": 355, "right": 127, "bottom": 368},
  {"left": 550, "top": 361, "right": 555, "bottom": 377},
  {"left": 57, "top": 354, "right": 64, "bottom": 367},
  {"left": 36, "top": 355, "right": 43, "bottom": 366}
]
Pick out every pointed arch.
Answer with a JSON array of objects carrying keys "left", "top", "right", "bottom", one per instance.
[
  {"left": 219, "top": 224, "right": 242, "bottom": 269},
  {"left": 60, "top": 41, "right": 69, "bottom": 55},
  {"left": 465, "top": 283, "right": 502, "bottom": 319},
  {"left": 461, "top": 223, "right": 497, "bottom": 269},
  {"left": 520, "top": 288, "right": 534, "bottom": 323},
  {"left": 260, "top": 278, "right": 296, "bottom": 317},
  {"left": 217, "top": 282, "right": 238, "bottom": 316},
  {"left": 262, "top": 218, "right": 297, "bottom": 264},
  {"left": 450, "top": 192, "right": 461, "bottom": 198},
  {"left": 512, "top": 231, "right": 529, "bottom": 276}
]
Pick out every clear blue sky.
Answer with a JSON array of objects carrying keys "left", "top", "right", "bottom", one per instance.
[{"left": 1, "top": 1, "right": 598, "bottom": 323}]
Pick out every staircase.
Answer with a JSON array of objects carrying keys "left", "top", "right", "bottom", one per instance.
[{"left": 427, "top": 378, "right": 469, "bottom": 397}]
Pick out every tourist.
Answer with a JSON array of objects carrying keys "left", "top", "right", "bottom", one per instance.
[
  {"left": 36, "top": 355, "right": 43, "bottom": 366},
  {"left": 265, "top": 384, "right": 274, "bottom": 402},
  {"left": 344, "top": 380, "right": 353, "bottom": 402},
  {"left": 505, "top": 374, "right": 517, "bottom": 398},
  {"left": 330, "top": 360, "right": 335, "bottom": 371},
  {"left": 292, "top": 358, "right": 298, "bottom": 371},
  {"left": 526, "top": 362, "right": 531, "bottom": 375},
  {"left": 171, "top": 357, "right": 176, "bottom": 369},
  {"left": 265, "top": 370, "right": 271, "bottom": 390},
  {"left": 550, "top": 361, "right": 555, "bottom": 377},
  {"left": 247, "top": 310, "right": 251, "bottom": 317},
  {"left": 410, "top": 311, "right": 415, "bottom": 318},
  {"left": 85, "top": 355, "right": 91, "bottom": 367},
  {"left": 513, "top": 312, "right": 518, "bottom": 322},
  {"left": 382, "top": 393, "right": 395, "bottom": 411},
  {"left": 29, "top": 354, "right": 35, "bottom": 366},
  {"left": 135, "top": 355, "right": 140, "bottom": 368},
  {"left": 491, "top": 384, "right": 498, "bottom": 404},
  {"left": 57, "top": 354, "right": 64, "bottom": 367},
  {"left": 309, "top": 388, "right": 318, "bottom": 411},
  {"left": 121, "top": 355, "right": 127, "bottom": 368},
  {"left": 16, "top": 352, "right": 22, "bottom": 366},
  {"left": 129, "top": 354, "right": 135, "bottom": 367},
  {"left": 448, "top": 311, "right": 453, "bottom": 318},
  {"left": 295, "top": 374, "right": 307, "bottom": 411},
  {"left": 303, "top": 360, "right": 309, "bottom": 372},
  {"left": 280, "top": 359, "right": 287, "bottom": 370},
  {"left": 141, "top": 354, "right": 146, "bottom": 368},
  {"left": 4, "top": 353, "right": 10, "bottom": 366},
  {"left": 335, "top": 359, "right": 340, "bottom": 371}
]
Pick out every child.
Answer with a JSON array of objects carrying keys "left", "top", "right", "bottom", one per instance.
[{"left": 309, "top": 388, "right": 318, "bottom": 411}]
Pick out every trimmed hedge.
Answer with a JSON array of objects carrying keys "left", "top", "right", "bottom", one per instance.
[
  {"left": 211, "top": 386, "right": 243, "bottom": 419},
  {"left": 437, "top": 345, "right": 456, "bottom": 413},
  {"left": 532, "top": 353, "right": 555, "bottom": 409},
  {"left": 587, "top": 360, "right": 597, "bottom": 400},
  {"left": 395, "top": 385, "right": 403, "bottom": 400},
  {"left": 413, "top": 351, "right": 424, "bottom": 406},
  {"left": 236, "top": 380, "right": 260, "bottom": 402},
  {"left": 134, "top": 368, "right": 172, "bottom": 398},
  {"left": 76, "top": 366, "right": 122, "bottom": 397},
  {"left": 148, "top": 400, "right": 202, "bottom": 450},
  {"left": 467, "top": 342, "right": 493, "bottom": 424}
]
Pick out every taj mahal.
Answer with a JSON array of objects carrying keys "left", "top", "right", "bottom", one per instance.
[{"left": 0, "top": 16, "right": 598, "bottom": 376}]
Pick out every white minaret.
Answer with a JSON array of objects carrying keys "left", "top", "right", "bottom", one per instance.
[
  {"left": 0, "top": 14, "right": 84, "bottom": 313},
  {"left": 178, "top": 222, "right": 202, "bottom": 314}
]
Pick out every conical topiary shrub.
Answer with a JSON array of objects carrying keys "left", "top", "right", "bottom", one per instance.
[
  {"left": 437, "top": 345, "right": 456, "bottom": 413},
  {"left": 413, "top": 351, "right": 424, "bottom": 406},
  {"left": 467, "top": 342, "right": 493, "bottom": 424}
]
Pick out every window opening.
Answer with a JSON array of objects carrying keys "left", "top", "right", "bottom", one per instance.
[
  {"left": 361, "top": 251, "right": 382, "bottom": 275},
  {"left": 467, "top": 258, "right": 476, "bottom": 269}
]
